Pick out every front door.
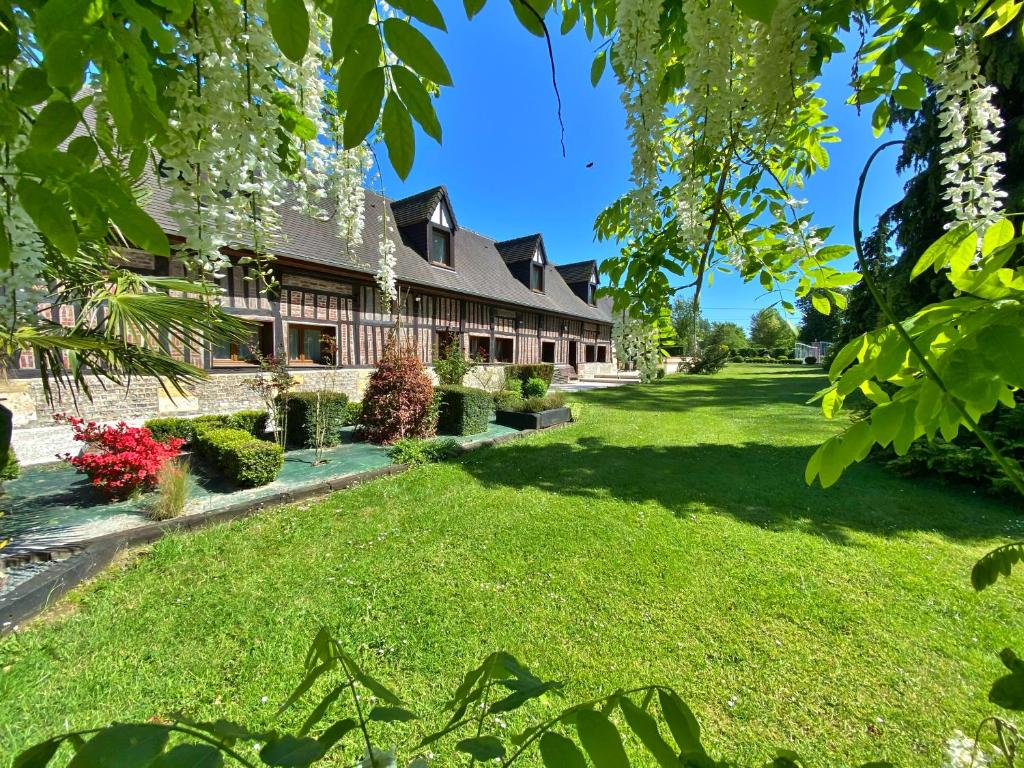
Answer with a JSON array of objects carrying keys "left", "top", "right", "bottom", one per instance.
[{"left": 568, "top": 340, "right": 577, "bottom": 372}]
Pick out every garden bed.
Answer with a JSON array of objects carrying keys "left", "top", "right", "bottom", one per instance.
[{"left": 494, "top": 406, "right": 572, "bottom": 430}]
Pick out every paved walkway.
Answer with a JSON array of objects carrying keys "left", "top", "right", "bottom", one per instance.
[{"left": 552, "top": 378, "right": 640, "bottom": 392}]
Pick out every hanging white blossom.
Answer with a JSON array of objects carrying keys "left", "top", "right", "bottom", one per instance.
[
  {"left": 376, "top": 215, "right": 398, "bottom": 312},
  {"left": 612, "top": 314, "right": 662, "bottom": 382},
  {"left": 935, "top": 29, "right": 1007, "bottom": 230}
]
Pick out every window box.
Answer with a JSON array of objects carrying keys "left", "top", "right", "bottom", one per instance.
[{"left": 495, "top": 406, "right": 571, "bottom": 430}]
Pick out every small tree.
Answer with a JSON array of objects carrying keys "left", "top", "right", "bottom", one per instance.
[
  {"left": 433, "top": 335, "right": 477, "bottom": 387},
  {"left": 360, "top": 334, "right": 436, "bottom": 445},
  {"left": 749, "top": 308, "right": 796, "bottom": 351},
  {"left": 244, "top": 348, "right": 297, "bottom": 450}
]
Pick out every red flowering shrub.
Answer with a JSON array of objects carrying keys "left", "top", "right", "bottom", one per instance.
[
  {"left": 56, "top": 415, "right": 184, "bottom": 498},
  {"left": 359, "top": 335, "right": 436, "bottom": 445}
]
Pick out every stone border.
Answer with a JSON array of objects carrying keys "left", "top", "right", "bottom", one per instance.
[{"left": 0, "top": 428, "right": 535, "bottom": 633}]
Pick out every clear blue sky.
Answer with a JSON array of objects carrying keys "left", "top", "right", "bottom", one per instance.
[{"left": 372, "top": 7, "right": 906, "bottom": 330}]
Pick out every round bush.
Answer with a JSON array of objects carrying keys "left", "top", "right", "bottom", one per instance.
[
  {"left": 522, "top": 377, "right": 548, "bottom": 398},
  {"left": 804, "top": 355, "right": 818, "bottom": 364}
]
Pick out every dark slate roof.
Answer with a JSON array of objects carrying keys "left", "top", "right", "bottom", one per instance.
[
  {"left": 556, "top": 260, "right": 597, "bottom": 284},
  {"left": 494, "top": 234, "right": 543, "bottom": 264},
  {"left": 139, "top": 178, "right": 611, "bottom": 323},
  {"left": 390, "top": 186, "right": 456, "bottom": 229}
]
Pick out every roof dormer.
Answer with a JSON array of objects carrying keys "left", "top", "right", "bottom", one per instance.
[
  {"left": 392, "top": 186, "right": 458, "bottom": 269},
  {"left": 496, "top": 234, "right": 547, "bottom": 293},
  {"left": 555, "top": 260, "right": 600, "bottom": 305}
]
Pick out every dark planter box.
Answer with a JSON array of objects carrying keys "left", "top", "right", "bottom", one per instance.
[{"left": 495, "top": 407, "right": 572, "bottom": 430}]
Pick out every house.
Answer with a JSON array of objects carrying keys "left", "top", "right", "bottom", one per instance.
[{"left": 5, "top": 184, "right": 615, "bottom": 463}]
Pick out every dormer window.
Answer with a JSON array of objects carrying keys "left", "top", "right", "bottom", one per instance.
[
  {"left": 530, "top": 250, "right": 545, "bottom": 292},
  {"left": 430, "top": 226, "right": 451, "bottom": 267},
  {"left": 587, "top": 273, "right": 598, "bottom": 305}
]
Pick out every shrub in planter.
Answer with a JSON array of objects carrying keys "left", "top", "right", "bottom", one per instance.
[
  {"left": 494, "top": 389, "right": 524, "bottom": 412},
  {"left": 194, "top": 427, "right": 284, "bottom": 487},
  {"left": 360, "top": 336, "right": 436, "bottom": 444},
  {"left": 522, "top": 376, "right": 548, "bottom": 398},
  {"left": 437, "top": 385, "right": 493, "bottom": 436},
  {"left": 280, "top": 391, "right": 349, "bottom": 448},
  {"left": 505, "top": 364, "right": 554, "bottom": 388},
  {"left": 520, "top": 392, "right": 566, "bottom": 412},
  {"left": 504, "top": 378, "right": 523, "bottom": 398},
  {"left": 57, "top": 416, "right": 184, "bottom": 498},
  {"left": 804, "top": 355, "right": 818, "bottom": 365}
]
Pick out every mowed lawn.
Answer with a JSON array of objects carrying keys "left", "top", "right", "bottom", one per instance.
[{"left": 2, "top": 364, "right": 1022, "bottom": 766}]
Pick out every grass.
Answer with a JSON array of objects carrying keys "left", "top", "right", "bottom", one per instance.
[{"left": 1, "top": 364, "right": 1022, "bottom": 766}]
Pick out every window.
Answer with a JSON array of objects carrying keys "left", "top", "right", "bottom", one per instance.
[
  {"left": 587, "top": 282, "right": 596, "bottom": 305},
  {"left": 597, "top": 345, "right": 608, "bottom": 363},
  {"left": 435, "top": 329, "right": 457, "bottom": 361},
  {"left": 530, "top": 263, "right": 544, "bottom": 292},
  {"left": 213, "top": 320, "right": 272, "bottom": 364},
  {"left": 541, "top": 341, "right": 555, "bottom": 364},
  {"left": 288, "top": 324, "right": 337, "bottom": 365},
  {"left": 430, "top": 227, "right": 451, "bottom": 266},
  {"left": 585, "top": 344, "right": 597, "bottom": 363},
  {"left": 469, "top": 335, "right": 491, "bottom": 362},
  {"left": 494, "top": 337, "right": 514, "bottom": 363}
]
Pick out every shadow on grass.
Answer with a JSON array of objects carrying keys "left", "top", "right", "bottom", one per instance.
[
  {"left": 577, "top": 371, "right": 828, "bottom": 413},
  {"left": 462, "top": 435, "right": 1019, "bottom": 544}
]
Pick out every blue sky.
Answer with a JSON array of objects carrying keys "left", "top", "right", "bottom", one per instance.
[{"left": 372, "top": 5, "right": 906, "bottom": 330}]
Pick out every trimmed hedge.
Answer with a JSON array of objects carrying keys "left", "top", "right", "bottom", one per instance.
[
  {"left": 437, "top": 385, "right": 493, "bottom": 436},
  {"left": 494, "top": 389, "right": 523, "bottom": 412},
  {"left": 505, "top": 364, "right": 554, "bottom": 387},
  {"left": 280, "top": 391, "right": 349, "bottom": 448},
  {"left": 145, "top": 410, "right": 268, "bottom": 445},
  {"left": 194, "top": 427, "right": 284, "bottom": 488}
]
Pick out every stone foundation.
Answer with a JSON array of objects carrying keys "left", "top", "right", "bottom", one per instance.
[{"left": 4, "top": 364, "right": 512, "bottom": 465}]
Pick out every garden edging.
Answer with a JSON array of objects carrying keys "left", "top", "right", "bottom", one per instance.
[{"left": 0, "top": 427, "right": 537, "bottom": 633}]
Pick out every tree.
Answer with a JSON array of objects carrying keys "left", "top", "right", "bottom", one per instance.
[
  {"left": 704, "top": 322, "right": 747, "bottom": 351},
  {"left": 749, "top": 308, "right": 795, "bottom": 351},
  {"left": 796, "top": 294, "right": 844, "bottom": 344},
  {"left": 670, "top": 295, "right": 710, "bottom": 354}
]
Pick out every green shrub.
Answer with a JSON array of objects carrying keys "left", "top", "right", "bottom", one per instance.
[
  {"left": 494, "top": 389, "right": 524, "bottom": 412},
  {"left": 504, "top": 378, "right": 523, "bottom": 397},
  {"left": 504, "top": 364, "right": 554, "bottom": 388},
  {"left": 433, "top": 336, "right": 477, "bottom": 386},
  {"left": 804, "top": 355, "right": 818, "bottom": 364},
  {"left": 771, "top": 347, "right": 790, "bottom": 359},
  {"left": 345, "top": 401, "right": 362, "bottom": 426},
  {"left": 225, "top": 409, "right": 269, "bottom": 437},
  {"left": 522, "top": 377, "right": 548, "bottom": 398},
  {"left": 520, "top": 392, "right": 566, "bottom": 412},
  {"left": 736, "top": 347, "right": 756, "bottom": 358},
  {"left": 145, "top": 411, "right": 268, "bottom": 445},
  {"left": 144, "top": 416, "right": 197, "bottom": 444},
  {"left": 437, "top": 385, "right": 493, "bottom": 436},
  {"left": 688, "top": 343, "right": 730, "bottom": 375},
  {"left": 777, "top": 358, "right": 804, "bottom": 365},
  {"left": 387, "top": 437, "right": 461, "bottom": 466},
  {"left": 0, "top": 450, "right": 20, "bottom": 481},
  {"left": 194, "top": 427, "right": 284, "bottom": 487},
  {"left": 280, "top": 391, "right": 349, "bottom": 449}
]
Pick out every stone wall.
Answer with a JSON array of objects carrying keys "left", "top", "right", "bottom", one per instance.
[{"left": 4, "top": 364, "right": 513, "bottom": 465}]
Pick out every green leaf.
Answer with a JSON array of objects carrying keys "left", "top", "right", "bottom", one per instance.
[
  {"left": 382, "top": 18, "right": 453, "bottom": 85},
  {"left": 151, "top": 745, "right": 224, "bottom": 768},
  {"left": 108, "top": 193, "right": 171, "bottom": 257},
  {"left": 489, "top": 679, "right": 563, "bottom": 713},
  {"left": 620, "top": 697, "right": 677, "bottom": 768},
  {"left": 539, "top": 732, "right": 587, "bottom": 768},
  {"left": 810, "top": 293, "right": 831, "bottom": 315},
  {"left": 911, "top": 223, "right": 973, "bottom": 279},
  {"left": 330, "top": 0, "right": 374, "bottom": 61},
  {"left": 43, "top": 32, "right": 88, "bottom": 89},
  {"left": 342, "top": 67, "right": 386, "bottom": 150},
  {"left": 337, "top": 25, "right": 384, "bottom": 108},
  {"left": 733, "top": 0, "right": 778, "bottom": 23},
  {"left": 368, "top": 706, "right": 418, "bottom": 722},
  {"left": 388, "top": 0, "right": 447, "bottom": 30},
  {"left": 67, "top": 725, "right": 170, "bottom": 768},
  {"left": 14, "top": 739, "right": 63, "bottom": 768},
  {"left": 464, "top": 0, "right": 487, "bottom": 18},
  {"left": 591, "top": 49, "right": 607, "bottom": 87},
  {"left": 11, "top": 67, "right": 52, "bottom": 107},
  {"left": 380, "top": 89, "right": 415, "bottom": 175},
  {"left": 18, "top": 179, "right": 78, "bottom": 256},
  {"left": 455, "top": 736, "right": 506, "bottom": 761},
  {"left": 658, "top": 689, "right": 703, "bottom": 756},
  {"left": 260, "top": 736, "right": 328, "bottom": 767},
  {"left": 30, "top": 100, "right": 79, "bottom": 148},
  {"left": 317, "top": 718, "right": 357, "bottom": 750},
  {"left": 870, "top": 99, "right": 890, "bottom": 137},
  {"left": 982, "top": 218, "right": 1015, "bottom": 256},
  {"left": 267, "top": 0, "right": 310, "bottom": 62},
  {"left": 576, "top": 709, "right": 629, "bottom": 768},
  {"left": 511, "top": 0, "right": 547, "bottom": 36},
  {"left": 392, "top": 66, "right": 442, "bottom": 143}
]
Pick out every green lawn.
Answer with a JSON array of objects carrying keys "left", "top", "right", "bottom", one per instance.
[{"left": 2, "top": 364, "right": 1022, "bottom": 766}]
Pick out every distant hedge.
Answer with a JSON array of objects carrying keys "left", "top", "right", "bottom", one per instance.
[
  {"left": 145, "top": 410, "right": 268, "bottom": 445},
  {"left": 280, "top": 391, "right": 349, "bottom": 449},
  {"left": 504, "top": 364, "right": 554, "bottom": 387},
  {"left": 437, "top": 385, "right": 493, "bottom": 436},
  {"left": 194, "top": 427, "right": 283, "bottom": 487}
]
